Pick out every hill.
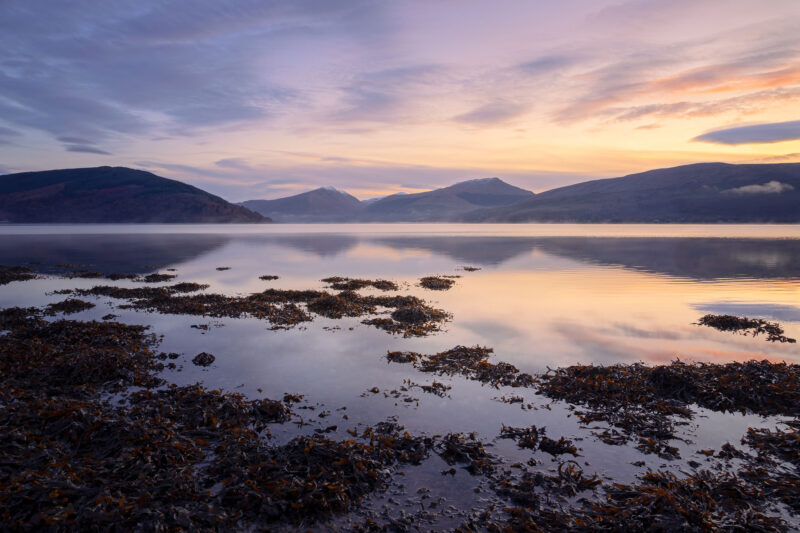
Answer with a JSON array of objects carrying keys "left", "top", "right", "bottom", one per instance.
[
  {"left": 359, "top": 177, "right": 533, "bottom": 221},
  {"left": 240, "top": 187, "right": 363, "bottom": 222},
  {"left": 464, "top": 163, "right": 800, "bottom": 222},
  {"left": 0, "top": 166, "right": 268, "bottom": 223}
]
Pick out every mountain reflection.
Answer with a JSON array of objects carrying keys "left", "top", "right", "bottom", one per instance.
[
  {"left": 2, "top": 232, "right": 799, "bottom": 281},
  {"left": 0, "top": 233, "right": 229, "bottom": 273},
  {"left": 366, "top": 236, "right": 800, "bottom": 280}
]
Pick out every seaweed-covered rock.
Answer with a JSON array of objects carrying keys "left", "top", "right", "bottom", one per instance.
[
  {"left": 192, "top": 352, "right": 215, "bottom": 367},
  {"left": 44, "top": 298, "right": 96, "bottom": 315},
  {"left": 0, "top": 265, "right": 35, "bottom": 285},
  {"left": 419, "top": 276, "right": 455, "bottom": 290}
]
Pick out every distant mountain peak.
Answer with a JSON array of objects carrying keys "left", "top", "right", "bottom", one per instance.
[
  {"left": 240, "top": 184, "right": 363, "bottom": 222},
  {"left": 465, "top": 176, "right": 502, "bottom": 183}
]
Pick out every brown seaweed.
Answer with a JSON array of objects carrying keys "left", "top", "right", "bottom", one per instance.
[
  {"left": 322, "top": 276, "right": 399, "bottom": 291},
  {"left": 76, "top": 282, "right": 449, "bottom": 335},
  {"left": 536, "top": 360, "right": 800, "bottom": 457},
  {"left": 0, "top": 264, "right": 35, "bottom": 285},
  {"left": 191, "top": 352, "right": 216, "bottom": 366},
  {"left": 419, "top": 276, "right": 456, "bottom": 290},
  {"left": 697, "top": 314, "right": 796, "bottom": 343},
  {"left": 44, "top": 298, "right": 96, "bottom": 315},
  {"left": 385, "top": 346, "right": 534, "bottom": 388}
]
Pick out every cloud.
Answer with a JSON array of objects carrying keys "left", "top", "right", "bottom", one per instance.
[
  {"left": 554, "top": 44, "right": 800, "bottom": 123},
  {"left": 693, "top": 120, "right": 800, "bottom": 145},
  {"left": 0, "top": 1, "right": 383, "bottom": 142},
  {"left": 57, "top": 136, "right": 93, "bottom": 144},
  {"left": 723, "top": 181, "right": 795, "bottom": 195},
  {"left": 517, "top": 55, "right": 576, "bottom": 76},
  {"left": 604, "top": 87, "right": 800, "bottom": 122},
  {"left": 329, "top": 65, "right": 445, "bottom": 123},
  {"left": 64, "top": 144, "right": 112, "bottom": 155},
  {"left": 0, "top": 126, "right": 20, "bottom": 138},
  {"left": 215, "top": 158, "right": 252, "bottom": 170},
  {"left": 753, "top": 152, "right": 800, "bottom": 163},
  {"left": 453, "top": 101, "right": 528, "bottom": 125}
]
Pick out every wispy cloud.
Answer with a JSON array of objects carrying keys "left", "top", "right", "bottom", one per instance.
[
  {"left": 604, "top": 87, "right": 800, "bottom": 122},
  {"left": 693, "top": 120, "right": 800, "bottom": 145},
  {"left": 329, "top": 65, "right": 445, "bottom": 123},
  {"left": 517, "top": 55, "right": 577, "bottom": 76},
  {"left": 0, "top": 126, "right": 20, "bottom": 145},
  {"left": 453, "top": 101, "right": 528, "bottom": 125},
  {"left": 554, "top": 45, "right": 800, "bottom": 123},
  {"left": 64, "top": 144, "right": 112, "bottom": 155}
]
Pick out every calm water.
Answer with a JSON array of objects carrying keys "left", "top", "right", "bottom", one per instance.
[{"left": 2, "top": 224, "right": 799, "bottom": 527}]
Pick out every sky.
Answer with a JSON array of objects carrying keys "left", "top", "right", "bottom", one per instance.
[{"left": 1, "top": 0, "right": 799, "bottom": 201}]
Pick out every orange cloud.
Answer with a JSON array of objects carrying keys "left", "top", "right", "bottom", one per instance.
[{"left": 650, "top": 65, "right": 800, "bottom": 95}]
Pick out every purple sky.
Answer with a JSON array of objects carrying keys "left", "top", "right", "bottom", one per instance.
[{"left": 1, "top": 0, "right": 799, "bottom": 200}]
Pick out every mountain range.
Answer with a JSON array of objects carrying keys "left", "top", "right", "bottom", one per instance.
[
  {"left": 463, "top": 162, "right": 800, "bottom": 223},
  {"left": 0, "top": 166, "right": 267, "bottom": 223},
  {"left": 240, "top": 177, "right": 534, "bottom": 222},
  {"left": 2, "top": 162, "right": 798, "bottom": 223},
  {"left": 242, "top": 162, "right": 800, "bottom": 223}
]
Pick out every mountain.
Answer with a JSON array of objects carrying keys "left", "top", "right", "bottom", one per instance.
[
  {"left": 464, "top": 163, "right": 800, "bottom": 222},
  {"left": 362, "top": 192, "right": 407, "bottom": 205},
  {"left": 0, "top": 166, "right": 268, "bottom": 223},
  {"left": 240, "top": 187, "right": 364, "bottom": 222},
  {"left": 358, "top": 177, "right": 534, "bottom": 221}
]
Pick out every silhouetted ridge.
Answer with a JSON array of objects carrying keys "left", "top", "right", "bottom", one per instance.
[
  {"left": 0, "top": 166, "right": 268, "bottom": 223},
  {"left": 463, "top": 162, "right": 800, "bottom": 222}
]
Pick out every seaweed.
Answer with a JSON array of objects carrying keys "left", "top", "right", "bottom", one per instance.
[
  {"left": 495, "top": 469, "right": 787, "bottom": 532},
  {"left": 0, "top": 264, "right": 35, "bottom": 285},
  {"left": 0, "top": 307, "right": 452, "bottom": 529},
  {"left": 141, "top": 272, "right": 177, "bottom": 283},
  {"left": 493, "top": 461, "right": 601, "bottom": 505},
  {"left": 64, "top": 269, "right": 138, "bottom": 280},
  {"left": 419, "top": 276, "right": 456, "bottom": 290},
  {"left": 0, "top": 311, "right": 162, "bottom": 398},
  {"left": 500, "top": 425, "right": 578, "bottom": 456},
  {"left": 697, "top": 314, "right": 796, "bottom": 343},
  {"left": 192, "top": 352, "right": 216, "bottom": 366},
  {"left": 536, "top": 360, "right": 800, "bottom": 457},
  {"left": 435, "top": 433, "right": 495, "bottom": 475},
  {"left": 499, "top": 424, "right": 543, "bottom": 450},
  {"left": 44, "top": 298, "right": 96, "bottom": 315},
  {"left": 363, "top": 303, "right": 451, "bottom": 337},
  {"left": 77, "top": 283, "right": 449, "bottom": 335},
  {"left": 385, "top": 351, "right": 419, "bottom": 364},
  {"left": 385, "top": 346, "right": 533, "bottom": 388},
  {"left": 322, "top": 276, "right": 399, "bottom": 291}
]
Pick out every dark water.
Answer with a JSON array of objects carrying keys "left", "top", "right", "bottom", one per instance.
[{"left": 2, "top": 224, "right": 799, "bottom": 528}]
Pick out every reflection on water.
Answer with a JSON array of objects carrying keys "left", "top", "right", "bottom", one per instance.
[
  {"left": 1, "top": 228, "right": 799, "bottom": 370},
  {"left": 1, "top": 224, "right": 799, "bottom": 521},
  {"left": 4, "top": 229, "right": 800, "bottom": 279},
  {"left": 0, "top": 233, "right": 229, "bottom": 273}
]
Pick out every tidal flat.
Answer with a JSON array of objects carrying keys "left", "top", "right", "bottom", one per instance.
[{"left": 1, "top": 224, "right": 799, "bottom": 531}]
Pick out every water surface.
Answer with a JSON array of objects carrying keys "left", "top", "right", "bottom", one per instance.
[{"left": 2, "top": 224, "right": 798, "bottom": 528}]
